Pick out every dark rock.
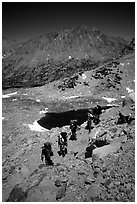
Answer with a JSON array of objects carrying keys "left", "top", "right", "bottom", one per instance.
[
  {"left": 85, "top": 144, "right": 96, "bottom": 158},
  {"left": 39, "top": 164, "right": 46, "bottom": 169},
  {"left": 6, "top": 185, "right": 27, "bottom": 202}
]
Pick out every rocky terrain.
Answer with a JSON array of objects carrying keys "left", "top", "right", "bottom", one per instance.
[
  {"left": 2, "top": 26, "right": 135, "bottom": 202},
  {"left": 2, "top": 26, "right": 131, "bottom": 89}
]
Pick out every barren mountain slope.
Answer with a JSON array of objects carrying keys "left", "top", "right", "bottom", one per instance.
[
  {"left": 2, "top": 50, "right": 135, "bottom": 202},
  {"left": 2, "top": 26, "right": 129, "bottom": 89}
]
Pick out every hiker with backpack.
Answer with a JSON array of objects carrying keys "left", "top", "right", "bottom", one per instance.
[
  {"left": 58, "top": 132, "right": 68, "bottom": 157},
  {"left": 70, "top": 119, "right": 78, "bottom": 140},
  {"left": 41, "top": 142, "right": 54, "bottom": 165}
]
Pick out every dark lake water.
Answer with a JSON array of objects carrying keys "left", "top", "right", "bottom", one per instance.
[{"left": 37, "top": 108, "right": 89, "bottom": 129}]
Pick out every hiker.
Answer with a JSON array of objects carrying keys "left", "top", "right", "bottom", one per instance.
[
  {"left": 92, "top": 105, "right": 102, "bottom": 125},
  {"left": 70, "top": 119, "right": 78, "bottom": 140},
  {"left": 41, "top": 142, "right": 54, "bottom": 165},
  {"left": 86, "top": 110, "right": 94, "bottom": 133},
  {"left": 58, "top": 132, "right": 68, "bottom": 157}
]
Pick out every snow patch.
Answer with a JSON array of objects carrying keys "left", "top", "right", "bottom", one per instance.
[
  {"left": 102, "top": 97, "right": 117, "bottom": 103},
  {"left": 82, "top": 73, "right": 87, "bottom": 79},
  {"left": 22, "top": 93, "right": 27, "bottom": 96},
  {"left": 126, "top": 87, "right": 134, "bottom": 93},
  {"left": 39, "top": 108, "right": 48, "bottom": 114},
  {"left": 2, "top": 92, "right": 18, "bottom": 98},
  {"left": 106, "top": 104, "right": 118, "bottom": 107},
  {"left": 64, "top": 95, "right": 80, "bottom": 99},
  {"left": 121, "top": 96, "right": 126, "bottom": 98},
  {"left": 12, "top": 98, "right": 17, "bottom": 101},
  {"left": 68, "top": 55, "right": 72, "bottom": 59},
  {"left": 25, "top": 121, "right": 47, "bottom": 132},
  {"left": 36, "top": 99, "right": 41, "bottom": 102},
  {"left": 2, "top": 117, "right": 4, "bottom": 120},
  {"left": 120, "top": 63, "right": 124, "bottom": 66}
]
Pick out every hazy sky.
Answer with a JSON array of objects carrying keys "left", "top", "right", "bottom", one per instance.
[{"left": 2, "top": 2, "right": 135, "bottom": 41}]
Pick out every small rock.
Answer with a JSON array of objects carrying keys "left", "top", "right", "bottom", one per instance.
[
  {"left": 55, "top": 179, "right": 62, "bottom": 187},
  {"left": 125, "top": 183, "right": 131, "bottom": 190},
  {"left": 95, "top": 174, "right": 104, "bottom": 184},
  {"left": 39, "top": 164, "right": 46, "bottom": 169},
  {"left": 9, "top": 166, "right": 15, "bottom": 175},
  {"left": 114, "top": 181, "right": 121, "bottom": 186},
  {"left": 108, "top": 182, "right": 114, "bottom": 188},
  {"left": 85, "top": 175, "right": 95, "bottom": 184},
  {"left": 109, "top": 170, "right": 115, "bottom": 178},
  {"left": 93, "top": 159, "right": 103, "bottom": 169},
  {"left": 24, "top": 159, "right": 28, "bottom": 163},
  {"left": 102, "top": 166, "right": 107, "bottom": 172},
  {"left": 111, "top": 127, "right": 117, "bottom": 133},
  {"left": 103, "top": 179, "right": 112, "bottom": 188}
]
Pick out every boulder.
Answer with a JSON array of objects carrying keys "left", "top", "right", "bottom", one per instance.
[
  {"left": 55, "top": 179, "right": 62, "bottom": 187},
  {"left": 86, "top": 183, "right": 102, "bottom": 198},
  {"left": 6, "top": 185, "right": 27, "bottom": 202},
  {"left": 26, "top": 187, "right": 44, "bottom": 202},
  {"left": 93, "top": 140, "right": 121, "bottom": 158},
  {"left": 122, "top": 96, "right": 134, "bottom": 107},
  {"left": 89, "top": 127, "right": 108, "bottom": 141}
]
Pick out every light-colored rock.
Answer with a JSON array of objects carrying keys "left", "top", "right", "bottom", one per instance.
[
  {"left": 129, "top": 91, "right": 135, "bottom": 102},
  {"left": 89, "top": 127, "right": 107, "bottom": 140},
  {"left": 86, "top": 174, "right": 95, "bottom": 183},
  {"left": 93, "top": 140, "right": 121, "bottom": 158},
  {"left": 85, "top": 157, "right": 93, "bottom": 163},
  {"left": 20, "top": 165, "right": 31, "bottom": 178}
]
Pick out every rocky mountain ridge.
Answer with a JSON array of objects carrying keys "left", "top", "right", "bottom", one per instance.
[{"left": 2, "top": 25, "right": 133, "bottom": 89}]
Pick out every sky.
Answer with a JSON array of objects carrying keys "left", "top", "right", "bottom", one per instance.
[{"left": 2, "top": 2, "right": 135, "bottom": 41}]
